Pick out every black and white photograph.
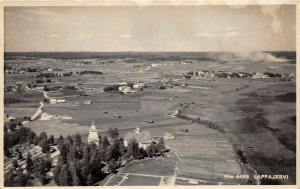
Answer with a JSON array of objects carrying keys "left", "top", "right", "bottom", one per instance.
[{"left": 2, "top": 1, "right": 297, "bottom": 187}]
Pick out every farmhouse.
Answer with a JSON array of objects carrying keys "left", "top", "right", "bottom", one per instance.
[
  {"left": 88, "top": 121, "right": 99, "bottom": 145},
  {"left": 124, "top": 128, "right": 152, "bottom": 149},
  {"left": 84, "top": 100, "right": 92, "bottom": 105},
  {"left": 49, "top": 98, "right": 66, "bottom": 104},
  {"left": 163, "top": 132, "right": 175, "bottom": 140},
  {"left": 118, "top": 86, "right": 134, "bottom": 93}
]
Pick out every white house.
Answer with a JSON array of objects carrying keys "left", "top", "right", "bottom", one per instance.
[
  {"left": 124, "top": 128, "right": 152, "bottom": 149},
  {"left": 163, "top": 132, "right": 175, "bottom": 140}
]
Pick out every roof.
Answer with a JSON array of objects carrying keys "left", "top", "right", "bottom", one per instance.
[
  {"left": 88, "top": 121, "right": 99, "bottom": 143},
  {"left": 90, "top": 121, "right": 97, "bottom": 132},
  {"left": 164, "top": 132, "right": 174, "bottom": 137},
  {"left": 124, "top": 128, "right": 151, "bottom": 144}
]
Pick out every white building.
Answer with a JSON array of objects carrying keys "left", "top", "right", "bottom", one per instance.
[
  {"left": 88, "top": 121, "right": 99, "bottom": 145},
  {"left": 49, "top": 99, "right": 57, "bottom": 104},
  {"left": 124, "top": 128, "right": 151, "bottom": 149},
  {"left": 118, "top": 86, "right": 134, "bottom": 93},
  {"left": 163, "top": 132, "right": 175, "bottom": 140}
]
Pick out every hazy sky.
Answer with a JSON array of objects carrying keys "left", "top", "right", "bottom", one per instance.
[{"left": 5, "top": 5, "right": 296, "bottom": 52}]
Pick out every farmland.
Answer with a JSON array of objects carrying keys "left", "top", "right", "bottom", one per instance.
[{"left": 4, "top": 52, "right": 296, "bottom": 185}]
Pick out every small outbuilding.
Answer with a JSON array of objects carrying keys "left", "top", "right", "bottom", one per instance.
[
  {"left": 163, "top": 132, "right": 175, "bottom": 140},
  {"left": 84, "top": 100, "right": 92, "bottom": 105}
]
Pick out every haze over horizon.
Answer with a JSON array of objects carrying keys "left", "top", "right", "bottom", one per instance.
[{"left": 5, "top": 5, "right": 296, "bottom": 52}]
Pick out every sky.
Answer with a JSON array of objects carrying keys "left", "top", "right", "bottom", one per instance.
[{"left": 4, "top": 5, "right": 296, "bottom": 52}]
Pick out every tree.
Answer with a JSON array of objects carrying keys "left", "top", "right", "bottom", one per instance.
[
  {"left": 4, "top": 169, "right": 15, "bottom": 186},
  {"left": 33, "top": 136, "right": 39, "bottom": 146},
  {"left": 60, "top": 144, "right": 69, "bottom": 163},
  {"left": 12, "top": 159, "right": 18, "bottom": 169},
  {"left": 67, "top": 145, "right": 77, "bottom": 162},
  {"left": 59, "top": 164, "right": 72, "bottom": 186},
  {"left": 108, "top": 158, "right": 118, "bottom": 173},
  {"left": 48, "top": 135, "right": 55, "bottom": 145},
  {"left": 14, "top": 169, "right": 29, "bottom": 186},
  {"left": 9, "top": 123, "right": 17, "bottom": 132},
  {"left": 146, "top": 142, "right": 156, "bottom": 157},
  {"left": 34, "top": 157, "right": 47, "bottom": 184},
  {"left": 26, "top": 153, "right": 34, "bottom": 172},
  {"left": 108, "top": 128, "right": 119, "bottom": 139},
  {"left": 118, "top": 138, "right": 125, "bottom": 155},
  {"left": 68, "top": 162, "right": 80, "bottom": 186},
  {"left": 54, "top": 157, "right": 63, "bottom": 184},
  {"left": 39, "top": 132, "right": 48, "bottom": 142},
  {"left": 44, "top": 152, "right": 53, "bottom": 171},
  {"left": 57, "top": 135, "right": 64, "bottom": 150},
  {"left": 66, "top": 135, "right": 74, "bottom": 146},
  {"left": 39, "top": 138, "right": 50, "bottom": 153},
  {"left": 26, "top": 131, "right": 36, "bottom": 144},
  {"left": 126, "top": 139, "right": 140, "bottom": 159},
  {"left": 86, "top": 173, "right": 93, "bottom": 186},
  {"left": 73, "top": 133, "right": 82, "bottom": 147},
  {"left": 110, "top": 140, "right": 121, "bottom": 160},
  {"left": 102, "top": 136, "right": 110, "bottom": 148},
  {"left": 157, "top": 138, "right": 166, "bottom": 153},
  {"left": 98, "top": 134, "right": 102, "bottom": 147}
]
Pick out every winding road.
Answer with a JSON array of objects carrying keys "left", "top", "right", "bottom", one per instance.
[{"left": 22, "top": 89, "right": 50, "bottom": 125}]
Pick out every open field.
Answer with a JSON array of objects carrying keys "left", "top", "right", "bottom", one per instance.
[{"left": 4, "top": 52, "right": 296, "bottom": 185}]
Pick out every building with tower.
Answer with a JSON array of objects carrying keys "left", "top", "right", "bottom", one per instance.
[{"left": 88, "top": 121, "right": 99, "bottom": 145}]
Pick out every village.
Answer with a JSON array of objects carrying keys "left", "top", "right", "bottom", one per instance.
[{"left": 4, "top": 51, "right": 296, "bottom": 186}]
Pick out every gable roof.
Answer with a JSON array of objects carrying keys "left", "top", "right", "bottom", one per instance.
[{"left": 124, "top": 129, "right": 151, "bottom": 144}]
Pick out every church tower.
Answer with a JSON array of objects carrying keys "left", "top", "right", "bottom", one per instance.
[{"left": 88, "top": 121, "right": 99, "bottom": 145}]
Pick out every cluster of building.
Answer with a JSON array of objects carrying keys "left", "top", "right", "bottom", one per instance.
[
  {"left": 115, "top": 82, "right": 146, "bottom": 94},
  {"left": 184, "top": 70, "right": 295, "bottom": 80},
  {"left": 87, "top": 122, "right": 175, "bottom": 149},
  {"left": 40, "top": 112, "right": 72, "bottom": 120}
]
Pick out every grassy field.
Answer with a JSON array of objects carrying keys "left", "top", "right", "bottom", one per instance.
[
  {"left": 120, "top": 158, "right": 177, "bottom": 176},
  {"left": 121, "top": 175, "right": 161, "bottom": 186},
  {"left": 4, "top": 55, "right": 296, "bottom": 185}
]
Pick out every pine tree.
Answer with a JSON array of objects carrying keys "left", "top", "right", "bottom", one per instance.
[
  {"left": 126, "top": 139, "right": 140, "bottom": 159},
  {"left": 108, "top": 158, "right": 118, "bottom": 173},
  {"left": 118, "top": 138, "right": 125, "bottom": 155},
  {"left": 39, "top": 132, "right": 48, "bottom": 142},
  {"left": 26, "top": 153, "right": 34, "bottom": 172},
  {"left": 98, "top": 134, "right": 102, "bottom": 147},
  {"left": 57, "top": 135, "right": 64, "bottom": 150},
  {"left": 34, "top": 157, "right": 47, "bottom": 184},
  {"left": 39, "top": 138, "right": 50, "bottom": 153},
  {"left": 4, "top": 169, "right": 15, "bottom": 186},
  {"left": 146, "top": 142, "right": 156, "bottom": 157},
  {"left": 60, "top": 143, "right": 68, "bottom": 163},
  {"left": 48, "top": 135, "right": 55, "bottom": 145},
  {"left": 59, "top": 164, "right": 72, "bottom": 186},
  {"left": 86, "top": 173, "right": 93, "bottom": 186},
  {"left": 53, "top": 157, "right": 63, "bottom": 184},
  {"left": 68, "top": 162, "right": 80, "bottom": 186},
  {"left": 102, "top": 136, "right": 110, "bottom": 148},
  {"left": 73, "top": 133, "right": 82, "bottom": 147},
  {"left": 12, "top": 159, "right": 18, "bottom": 169},
  {"left": 66, "top": 135, "right": 74, "bottom": 146}
]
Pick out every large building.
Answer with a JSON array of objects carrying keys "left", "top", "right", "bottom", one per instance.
[
  {"left": 124, "top": 128, "right": 152, "bottom": 149},
  {"left": 88, "top": 121, "right": 99, "bottom": 145}
]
